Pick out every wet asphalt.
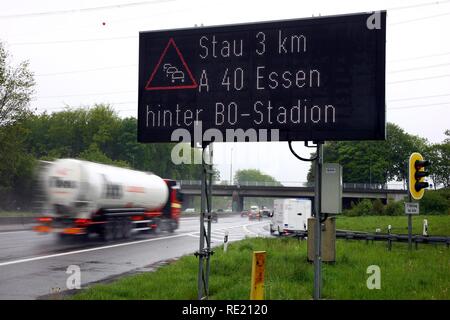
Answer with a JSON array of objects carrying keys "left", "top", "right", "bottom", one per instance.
[{"left": 0, "top": 215, "right": 270, "bottom": 299}]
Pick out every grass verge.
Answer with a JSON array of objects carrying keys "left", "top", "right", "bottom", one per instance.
[
  {"left": 336, "top": 215, "right": 450, "bottom": 235},
  {"left": 73, "top": 236, "right": 449, "bottom": 300}
]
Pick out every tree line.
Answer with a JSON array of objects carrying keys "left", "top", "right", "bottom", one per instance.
[{"left": 307, "top": 124, "right": 450, "bottom": 188}]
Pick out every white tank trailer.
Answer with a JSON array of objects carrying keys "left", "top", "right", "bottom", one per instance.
[{"left": 34, "top": 159, "right": 182, "bottom": 240}]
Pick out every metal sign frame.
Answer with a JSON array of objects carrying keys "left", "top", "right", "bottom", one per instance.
[{"left": 138, "top": 11, "right": 386, "bottom": 143}]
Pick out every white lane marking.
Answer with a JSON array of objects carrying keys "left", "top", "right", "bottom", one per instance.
[
  {"left": 0, "top": 230, "right": 29, "bottom": 236},
  {"left": 243, "top": 224, "right": 262, "bottom": 236},
  {"left": 189, "top": 234, "right": 244, "bottom": 244},
  {"left": 0, "top": 221, "right": 266, "bottom": 267},
  {"left": 0, "top": 233, "right": 197, "bottom": 268},
  {"left": 186, "top": 234, "right": 199, "bottom": 238}
]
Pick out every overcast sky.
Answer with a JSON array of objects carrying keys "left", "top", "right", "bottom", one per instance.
[{"left": 1, "top": 0, "right": 449, "bottom": 183}]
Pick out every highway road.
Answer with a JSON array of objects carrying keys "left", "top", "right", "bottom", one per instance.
[{"left": 0, "top": 215, "right": 270, "bottom": 299}]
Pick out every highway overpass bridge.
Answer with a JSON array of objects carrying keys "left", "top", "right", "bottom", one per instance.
[{"left": 179, "top": 181, "right": 408, "bottom": 212}]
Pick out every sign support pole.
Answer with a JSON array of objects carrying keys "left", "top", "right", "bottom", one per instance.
[
  {"left": 313, "top": 141, "right": 323, "bottom": 300},
  {"left": 205, "top": 143, "right": 213, "bottom": 292},
  {"left": 406, "top": 160, "right": 412, "bottom": 251},
  {"left": 288, "top": 140, "right": 324, "bottom": 300},
  {"left": 196, "top": 142, "right": 213, "bottom": 300},
  {"left": 408, "top": 194, "right": 413, "bottom": 251}
]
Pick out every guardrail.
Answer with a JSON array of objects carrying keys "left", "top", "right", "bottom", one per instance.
[
  {"left": 290, "top": 229, "right": 450, "bottom": 249},
  {"left": 179, "top": 180, "right": 407, "bottom": 190}
]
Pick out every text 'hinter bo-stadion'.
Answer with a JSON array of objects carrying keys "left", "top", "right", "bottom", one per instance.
[{"left": 145, "top": 30, "right": 336, "bottom": 129}]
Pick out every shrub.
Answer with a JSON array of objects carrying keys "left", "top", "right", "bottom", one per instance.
[
  {"left": 345, "top": 199, "right": 374, "bottom": 216},
  {"left": 384, "top": 200, "right": 404, "bottom": 216},
  {"left": 372, "top": 199, "right": 385, "bottom": 215},
  {"left": 420, "top": 189, "right": 450, "bottom": 215}
]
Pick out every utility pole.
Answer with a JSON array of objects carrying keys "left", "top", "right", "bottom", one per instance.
[
  {"left": 196, "top": 143, "right": 213, "bottom": 300},
  {"left": 230, "top": 146, "right": 233, "bottom": 184},
  {"left": 313, "top": 142, "right": 323, "bottom": 300}
]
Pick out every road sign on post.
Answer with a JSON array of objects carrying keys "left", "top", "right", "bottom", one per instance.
[
  {"left": 138, "top": 12, "right": 386, "bottom": 143},
  {"left": 405, "top": 202, "right": 419, "bottom": 215}
]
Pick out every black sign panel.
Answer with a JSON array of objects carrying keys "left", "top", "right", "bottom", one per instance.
[{"left": 138, "top": 12, "right": 386, "bottom": 143}]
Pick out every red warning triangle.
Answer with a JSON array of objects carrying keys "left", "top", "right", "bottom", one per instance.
[{"left": 145, "top": 38, "right": 198, "bottom": 90}]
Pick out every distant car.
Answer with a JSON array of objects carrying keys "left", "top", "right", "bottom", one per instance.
[
  {"left": 248, "top": 206, "right": 261, "bottom": 220},
  {"left": 240, "top": 210, "right": 249, "bottom": 217},
  {"left": 216, "top": 209, "right": 224, "bottom": 213},
  {"left": 261, "top": 208, "right": 271, "bottom": 217},
  {"left": 184, "top": 208, "right": 195, "bottom": 213}
]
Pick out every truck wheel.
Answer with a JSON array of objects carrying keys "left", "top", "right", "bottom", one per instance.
[
  {"left": 100, "top": 221, "right": 114, "bottom": 242},
  {"left": 57, "top": 233, "right": 71, "bottom": 243},
  {"left": 112, "top": 219, "right": 123, "bottom": 239},
  {"left": 122, "top": 219, "right": 132, "bottom": 239},
  {"left": 168, "top": 220, "right": 176, "bottom": 233},
  {"left": 152, "top": 218, "right": 161, "bottom": 234}
]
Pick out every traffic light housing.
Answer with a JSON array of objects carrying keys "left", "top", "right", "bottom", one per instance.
[{"left": 408, "top": 152, "right": 430, "bottom": 200}]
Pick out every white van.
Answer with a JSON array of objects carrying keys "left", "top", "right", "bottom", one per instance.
[{"left": 270, "top": 199, "right": 312, "bottom": 235}]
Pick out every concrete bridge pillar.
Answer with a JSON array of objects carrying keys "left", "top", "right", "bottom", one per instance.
[
  {"left": 232, "top": 191, "right": 244, "bottom": 212},
  {"left": 182, "top": 194, "right": 196, "bottom": 210}
]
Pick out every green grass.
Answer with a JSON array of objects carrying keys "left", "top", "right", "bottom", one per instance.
[
  {"left": 336, "top": 215, "right": 450, "bottom": 236},
  {"left": 73, "top": 236, "right": 450, "bottom": 300}
]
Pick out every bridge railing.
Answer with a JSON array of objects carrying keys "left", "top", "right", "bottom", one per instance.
[{"left": 179, "top": 180, "right": 407, "bottom": 190}]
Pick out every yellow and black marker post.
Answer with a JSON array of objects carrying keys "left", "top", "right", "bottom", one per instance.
[{"left": 250, "top": 251, "right": 266, "bottom": 300}]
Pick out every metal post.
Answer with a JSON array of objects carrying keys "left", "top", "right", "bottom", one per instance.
[
  {"left": 196, "top": 143, "right": 213, "bottom": 300},
  {"left": 406, "top": 160, "right": 413, "bottom": 251},
  {"left": 224, "top": 231, "right": 229, "bottom": 252},
  {"left": 230, "top": 147, "right": 233, "bottom": 184},
  {"left": 197, "top": 144, "right": 206, "bottom": 300},
  {"left": 408, "top": 193, "right": 413, "bottom": 251},
  {"left": 313, "top": 142, "right": 323, "bottom": 300},
  {"left": 205, "top": 143, "right": 213, "bottom": 293}
]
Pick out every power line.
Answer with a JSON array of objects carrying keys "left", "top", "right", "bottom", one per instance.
[
  {"left": 36, "top": 90, "right": 135, "bottom": 99},
  {"left": 388, "top": 51, "right": 450, "bottom": 63},
  {"left": 388, "top": 73, "right": 450, "bottom": 84},
  {"left": 4, "top": 0, "right": 448, "bottom": 20},
  {"left": 40, "top": 100, "right": 138, "bottom": 110},
  {"left": 8, "top": 1, "right": 450, "bottom": 47},
  {"left": 389, "top": 102, "right": 450, "bottom": 110},
  {"left": 389, "top": 62, "right": 450, "bottom": 73},
  {"left": 390, "top": 11, "right": 450, "bottom": 25},
  {"left": 388, "top": 93, "right": 450, "bottom": 102},
  {"left": 10, "top": 35, "right": 137, "bottom": 46},
  {"left": 0, "top": 0, "right": 173, "bottom": 19},
  {"left": 35, "top": 64, "right": 137, "bottom": 76},
  {"left": 386, "top": 0, "right": 450, "bottom": 11}
]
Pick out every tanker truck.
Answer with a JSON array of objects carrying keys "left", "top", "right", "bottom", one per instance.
[{"left": 33, "top": 158, "right": 182, "bottom": 241}]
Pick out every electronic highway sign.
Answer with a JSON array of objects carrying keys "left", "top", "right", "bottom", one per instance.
[{"left": 138, "top": 12, "right": 386, "bottom": 143}]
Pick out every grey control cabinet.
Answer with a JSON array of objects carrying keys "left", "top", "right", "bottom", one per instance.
[
  {"left": 307, "top": 217, "right": 336, "bottom": 262},
  {"left": 321, "top": 163, "right": 342, "bottom": 214}
]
